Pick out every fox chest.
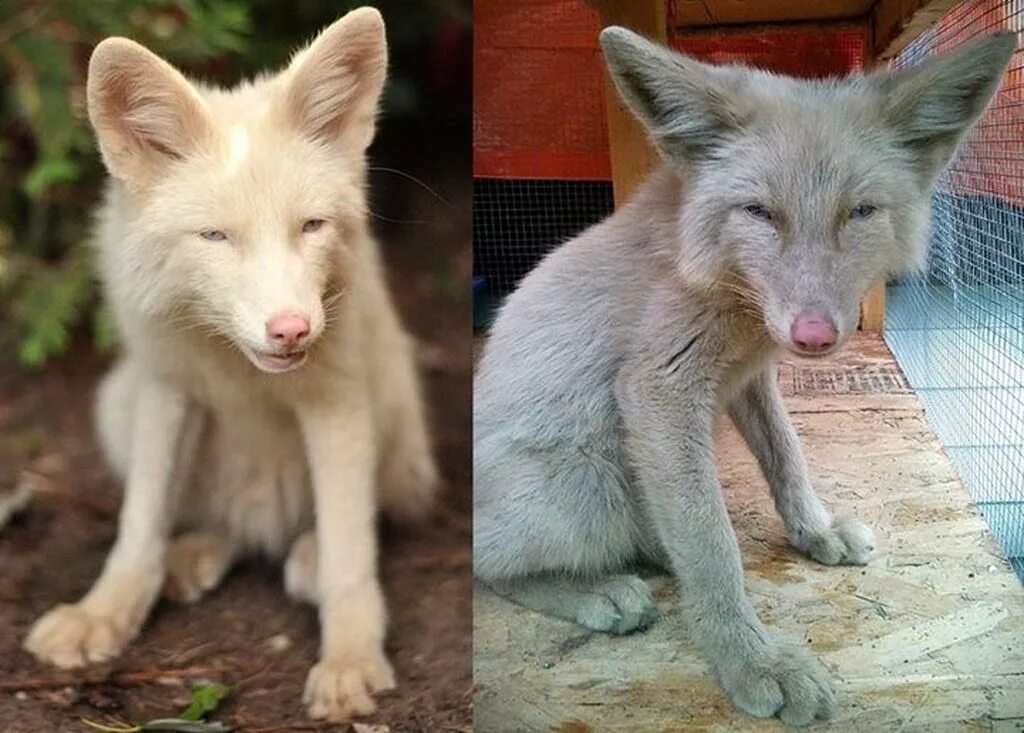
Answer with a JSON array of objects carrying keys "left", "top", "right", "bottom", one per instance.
[
  {"left": 179, "top": 392, "right": 315, "bottom": 557},
  {"left": 713, "top": 341, "right": 780, "bottom": 411}
]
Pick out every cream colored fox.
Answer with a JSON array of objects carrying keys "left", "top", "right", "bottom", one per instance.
[{"left": 24, "top": 8, "right": 438, "bottom": 722}]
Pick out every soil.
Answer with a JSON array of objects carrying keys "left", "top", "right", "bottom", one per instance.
[{"left": 0, "top": 137, "right": 472, "bottom": 732}]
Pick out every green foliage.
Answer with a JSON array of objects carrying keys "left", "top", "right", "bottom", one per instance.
[
  {"left": 7, "top": 240, "right": 94, "bottom": 368},
  {"left": 178, "top": 682, "right": 231, "bottom": 722},
  {"left": 0, "top": 0, "right": 254, "bottom": 369},
  {"left": 82, "top": 681, "right": 233, "bottom": 732},
  {"left": 0, "top": 0, "right": 464, "bottom": 369}
]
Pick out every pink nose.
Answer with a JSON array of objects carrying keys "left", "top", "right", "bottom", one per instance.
[
  {"left": 790, "top": 314, "right": 837, "bottom": 353},
  {"left": 266, "top": 312, "right": 310, "bottom": 348}
]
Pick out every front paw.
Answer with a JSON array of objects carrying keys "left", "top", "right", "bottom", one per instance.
[
  {"left": 718, "top": 638, "right": 836, "bottom": 726},
  {"left": 794, "top": 514, "right": 875, "bottom": 566},
  {"left": 575, "top": 575, "right": 659, "bottom": 635},
  {"left": 24, "top": 603, "right": 134, "bottom": 669},
  {"left": 303, "top": 651, "right": 396, "bottom": 721}
]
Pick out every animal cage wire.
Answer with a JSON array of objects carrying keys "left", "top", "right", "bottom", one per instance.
[{"left": 885, "top": 1, "right": 1024, "bottom": 580}]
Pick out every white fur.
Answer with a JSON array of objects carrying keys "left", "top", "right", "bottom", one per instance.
[{"left": 25, "top": 8, "right": 438, "bottom": 723}]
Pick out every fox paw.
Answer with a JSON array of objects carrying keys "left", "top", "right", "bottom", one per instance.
[
  {"left": 25, "top": 604, "right": 132, "bottom": 669},
  {"left": 719, "top": 639, "right": 836, "bottom": 726},
  {"left": 303, "top": 652, "right": 396, "bottom": 721},
  {"left": 796, "top": 515, "right": 876, "bottom": 566},
  {"left": 164, "top": 532, "right": 233, "bottom": 603},
  {"left": 576, "top": 575, "right": 659, "bottom": 635}
]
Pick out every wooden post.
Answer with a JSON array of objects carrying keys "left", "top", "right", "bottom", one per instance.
[
  {"left": 588, "top": 0, "right": 667, "bottom": 206},
  {"left": 860, "top": 283, "right": 887, "bottom": 332},
  {"left": 860, "top": 18, "right": 888, "bottom": 333}
]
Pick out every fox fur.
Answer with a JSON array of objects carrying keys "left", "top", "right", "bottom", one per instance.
[
  {"left": 24, "top": 7, "right": 438, "bottom": 723},
  {"left": 473, "top": 27, "right": 1015, "bottom": 726}
]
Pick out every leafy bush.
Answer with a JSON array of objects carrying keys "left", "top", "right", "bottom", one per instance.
[{"left": 0, "top": 0, "right": 464, "bottom": 368}]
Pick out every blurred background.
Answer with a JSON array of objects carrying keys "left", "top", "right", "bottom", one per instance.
[{"left": 0, "top": 1, "right": 472, "bottom": 730}]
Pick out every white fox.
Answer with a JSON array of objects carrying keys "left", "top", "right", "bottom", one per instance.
[
  {"left": 24, "top": 8, "right": 438, "bottom": 722},
  {"left": 473, "top": 27, "right": 1014, "bottom": 725}
]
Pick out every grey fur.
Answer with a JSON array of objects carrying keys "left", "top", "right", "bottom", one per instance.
[{"left": 474, "top": 28, "right": 1014, "bottom": 725}]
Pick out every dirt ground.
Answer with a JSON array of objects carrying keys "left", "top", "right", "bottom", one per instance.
[{"left": 0, "top": 139, "right": 472, "bottom": 732}]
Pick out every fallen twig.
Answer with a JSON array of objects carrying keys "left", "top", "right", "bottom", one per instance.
[
  {"left": 19, "top": 469, "right": 118, "bottom": 517},
  {"left": 0, "top": 482, "right": 34, "bottom": 531},
  {"left": 0, "top": 665, "right": 233, "bottom": 692},
  {"left": 244, "top": 723, "right": 339, "bottom": 732},
  {"left": 406, "top": 551, "right": 471, "bottom": 570}
]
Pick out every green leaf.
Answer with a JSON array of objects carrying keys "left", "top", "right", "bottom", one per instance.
[
  {"left": 22, "top": 158, "right": 79, "bottom": 198},
  {"left": 178, "top": 683, "right": 231, "bottom": 722}
]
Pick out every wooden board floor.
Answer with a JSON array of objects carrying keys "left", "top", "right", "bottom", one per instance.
[{"left": 473, "top": 334, "right": 1024, "bottom": 731}]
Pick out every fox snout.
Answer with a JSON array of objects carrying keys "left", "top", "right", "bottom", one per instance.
[
  {"left": 789, "top": 312, "right": 838, "bottom": 355},
  {"left": 241, "top": 307, "right": 322, "bottom": 375},
  {"left": 267, "top": 311, "right": 312, "bottom": 350}
]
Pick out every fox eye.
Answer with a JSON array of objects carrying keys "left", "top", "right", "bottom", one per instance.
[
  {"left": 850, "top": 204, "right": 877, "bottom": 220},
  {"left": 199, "top": 229, "right": 227, "bottom": 242},
  {"left": 743, "top": 204, "right": 773, "bottom": 221},
  {"left": 302, "top": 219, "right": 325, "bottom": 234}
]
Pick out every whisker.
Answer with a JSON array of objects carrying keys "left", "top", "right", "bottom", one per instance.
[
  {"left": 368, "top": 166, "right": 452, "bottom": 208},
  {"left": 369, "top": 210, "right": 432, "bottom": 226}
]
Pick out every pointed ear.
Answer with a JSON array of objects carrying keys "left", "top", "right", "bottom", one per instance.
[
  {"left": 284, "top": 7, "right": 387, "bottom": 151},
  {"left": 599, "top": 26, "right": 747, "bottom": 164},
  {"left": 87, "top": 38, "right": 213, "bottom": 184},
  {"left": 882, "top": 32, "right": 1015, "bottom": 180}
]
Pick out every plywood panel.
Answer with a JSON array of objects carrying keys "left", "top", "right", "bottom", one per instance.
[{"left": 474, "top": 334, "right": 1024, "bottom": 731}]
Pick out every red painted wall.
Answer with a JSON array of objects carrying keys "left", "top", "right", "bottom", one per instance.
[{"left": 473, "top": 0, "right": 867, "bottom": 181}]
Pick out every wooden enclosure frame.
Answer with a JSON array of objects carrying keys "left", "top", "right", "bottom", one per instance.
[{"left": 587, "top": 0, "right": 959, "bottom": 332}]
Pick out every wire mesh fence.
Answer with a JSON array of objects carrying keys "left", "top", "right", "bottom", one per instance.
[
  {"left": 884, "top": 0, "right": 1024, "bottom": 580},
  {"left": 472, "top": 179, "right": 613, "bottom": 326}
]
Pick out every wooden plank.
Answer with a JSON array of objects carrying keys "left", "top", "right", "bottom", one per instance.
[
  {"left": 871, "top": 0, "right": 960, "bottom": 61},
  {"left": 588, "top": 0, "right": 667, "bottom": 206},
  {"left": 674, "top": 0, "right": 874, "bottom": 28}
]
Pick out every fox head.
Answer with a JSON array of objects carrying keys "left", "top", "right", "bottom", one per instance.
[
  {"left": 601, "top": 28, "right": 1015, "bottom": 356},
  {"left": 87, "top": 8, "right": 387, "bottom": 373}
]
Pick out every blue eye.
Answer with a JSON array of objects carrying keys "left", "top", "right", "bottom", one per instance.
[
  {"left": 199, "top": 229, "right": 227, "bottom": 242},
  {"left": 850, "top": 204, "right": 877, "bottom": 220},
  {"left": 744, "top": 204, "right": 773, "bottom": 221},
  {"left": 302, "top": 219, "right": 325, "bottom": 234}
]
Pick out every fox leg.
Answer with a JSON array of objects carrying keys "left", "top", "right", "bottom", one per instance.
[
  {"left": 728, "top": 366, "right": 875, "bottom": 566},
  {"left": 297, "top": 402, "right": 394, "bottom": 722},
  {"left": 26, "top": 380, "right": 197, "bottom": 668}
]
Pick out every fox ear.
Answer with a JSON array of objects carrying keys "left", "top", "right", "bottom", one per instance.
[
  {"left": 87, "top": 38, "right": 212, "bottom": 184},
  {"left": 882, "top": 32, "right": 1015, "bottom": 181},
  {"left": 284, "top": 7, "right": 387, "bottom": 151},
  {"left": 599, "top": 26, "right": 746, "bottom": 164}
]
